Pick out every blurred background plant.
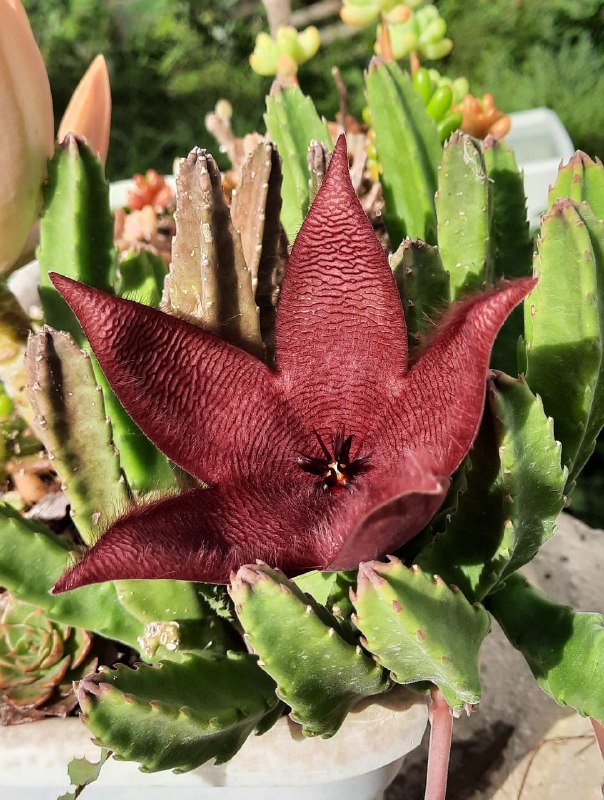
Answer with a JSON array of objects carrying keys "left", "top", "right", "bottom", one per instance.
[{"left": 23, "top": 0, "right": 603, "bottom": 180}]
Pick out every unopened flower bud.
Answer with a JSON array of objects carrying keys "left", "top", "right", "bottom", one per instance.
[
  {"left": 58, "top": 54, "right": 112, "bottom": 167},
  {"left": 0, "top": 0, "right": 54, "bottom": 274}
]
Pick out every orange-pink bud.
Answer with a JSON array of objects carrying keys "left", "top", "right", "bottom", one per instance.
[
  {"left": 0, "top": 0, "right": 54, "bottom": 273},
  {"left": 58, "top": 54, "right": 111, "bottom": 167}
]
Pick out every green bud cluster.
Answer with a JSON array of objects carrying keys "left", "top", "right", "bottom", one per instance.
[
  {"left": 250, "top": 26, "right": 320, "bottom": 78},
  {"left": 340, "top": 0, "right": 410, "bottom": 28},
  {"left": 381, "top": 4, "right": 453, "bottom": 61}
]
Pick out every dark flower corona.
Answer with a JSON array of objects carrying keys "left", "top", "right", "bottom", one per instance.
[{"left": 51, "top": 136, "right": 535, "bottom": 592}]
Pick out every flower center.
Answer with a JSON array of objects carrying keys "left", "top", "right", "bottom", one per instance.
[{"left": 297, "top": 430, "right": 369, "bottom": 491}]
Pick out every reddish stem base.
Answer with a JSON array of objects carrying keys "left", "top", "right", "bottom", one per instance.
[{"left": 424, "top": 689, "right": 454, "bottom": 800}]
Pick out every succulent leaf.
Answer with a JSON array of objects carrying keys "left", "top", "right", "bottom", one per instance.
[
  {"left": 59, "top": 749, "right": 110, "bottom": 800},
  {"left": 366, "top": 59, "right": 440, "bottom": 247},
  {"left": 78, "top": 653, "right": 280, "bottom": 772},
  {"left": 25, "top": 328, "right": 130, "bottom": 545},
  {"left": 524, "top": 199, "right": 604, "bottom": 489},
  {"left": 389, "top": 238, "right": 450, "bottom": 346},
  {"left": 353, "top": 559, "right": 490, "bottom": 710},
  {"left": 417, "top": 374, "right": 565, "bottom": 600},
  {"left": 230, "top": 563, "right": 390, "bottom": 737},
  {"left": 435, "top": 132, "right": 491, "bottom": 300},
  {"left": 0, "top": 592, "right": 94, "bottom": 724},
  {"left": 488, "top": 574, "right": 604, "bottom": 725},
  {"left": 164, "top": 148, "right": 264, "bottom": 360},
  {"left": 483, "top": 136, "right": 533, "bottom": 374},
  {"left": 264, "top": 83, "right": 332, "bottom": 243}
]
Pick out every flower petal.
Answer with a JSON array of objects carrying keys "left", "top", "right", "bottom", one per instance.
[
  {"left": 387, "top": 278, "right": 536, "bottom": 476},
  {"left": 50, "top": 273, "right": 302, "bottom": 485},
  {"left": 52, "top": 482, "right": 335, "bottom": 591},
  {"left": 275, "top": 135, "right": 408, "bottom": 441},
  {"left": 326, "top": 452, "right": 448, "bottom": 570}
]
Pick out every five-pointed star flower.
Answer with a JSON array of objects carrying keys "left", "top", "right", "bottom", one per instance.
[{"left": 51, "top": 136, "right": 535, "bottom": 593}]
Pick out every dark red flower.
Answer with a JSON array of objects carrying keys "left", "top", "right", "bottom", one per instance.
[{"left": 51, "top": 136, "right": 534, "bottom": 592}]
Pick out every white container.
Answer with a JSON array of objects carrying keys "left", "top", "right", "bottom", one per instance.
[
  {"left": 0, "top": 687, "right": 427, "bottom": 800},
  {"left": 507, "top": 108, "right": 575, "bottom": 226}
]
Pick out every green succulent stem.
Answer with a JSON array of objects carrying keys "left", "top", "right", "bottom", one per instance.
[
  {"left": 0, "top": 283, "right": 32, "bottom": 426},
  {"left": 488, "top": 574, "right": 604, "bottom": 725}
]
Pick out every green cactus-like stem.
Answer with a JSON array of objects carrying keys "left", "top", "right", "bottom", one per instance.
[
  {"left": 78, "top": 653, "right": 280, "bottom": 772},
  {"left": 116, "top": 580, "right": 238, "bottom": 660},
  {"left": 164, "top": 148, "right": 264, "bottom": 360},
  {"left": 524, "top": 199, "right": 604, "bottom": 489},
  {"left": 417, "top": 374, "right": 565, "bottom": 601},
  {"left": 548, "top": 151, "right": 604, "bottom": 219},
  {"left": 117, "top": 250, "right": 165, "bottom": 307},
  {"left": 436, "top": 132, "right": 492, "bottom": 300},
  {"left": 25, "top": 328, "right": 130, "bottom": 545},
  {"left": 352, "top": 559, "right": 490, "bottom": 711},
  {"left": 264, "top": 83, "right": 332, "bottom": 244},
  {"left": 390, "top": 239, "right": 449, "bottom": 346},
  {"left": 293, "top": 569, "right": 358, "bottom": 634},
  {"left": 366, "top": 59, "right": 440, "bottom": 247},
  {"left": 0, "top": 283, "right": 32, "bottom": 425},
  {"left": 483, "top": 136, "right": 533, "bottom": 374},
  {"left": 38, "top": 135, "right": 116, "bottom": 344},
  {"left": 484, "top": 136, "right": 532, "bottom": 280},
  {"left": 37, "top": 136, "right": 176, "bottom": 494},
  {"left": 230, "top": 563, "right": 390, "bottom": 738},
  {"left": 92, "top": 366, "right": 179, "bottom": 495},
  {"left": 488, "top": 574, "right": 604, "bottom": 725},
  {"left": 230, "top": 140, "right": 281, "bottom": 290},
  {"left": 230, "top": 140, "right": 285, "bottom": 360}
]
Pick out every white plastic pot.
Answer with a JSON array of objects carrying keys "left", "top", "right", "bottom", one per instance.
[
  {"left": 1, "top": 687, "right": 427, "bottom": 800},
  {"left": 507, "top": 108, "right": 575, "bottom": 226}
]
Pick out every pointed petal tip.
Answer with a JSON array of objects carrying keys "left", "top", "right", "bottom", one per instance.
[
  {"left": 334, "top": 132, "right": 346, "bottom": 154},
  {"left": 50, "top": 568, "right": 79, "bottom": 594},
  {"left": 326, "top": 132, "right": 348, "bottom": 174},
  {"left": 49, "top": 271, "right": 92, "bottom": 306},
  {"left": 494, "top": 275, "right": 537, "bottom": 296},
  {"left": 48, "top": 271, "right": 71, "bottom": 290}
]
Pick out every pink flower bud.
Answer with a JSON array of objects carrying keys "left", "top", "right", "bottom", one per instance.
[
  {"left": 58, "top": 54, "right": 111, "bottom": 167},
  {"left": 0, "top": 0, "right": 54, "bottom": 274}
]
